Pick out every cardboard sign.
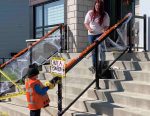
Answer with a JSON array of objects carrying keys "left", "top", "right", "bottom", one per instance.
[{"left": 50, "top": 57, "right": 65, "bottom": 78}]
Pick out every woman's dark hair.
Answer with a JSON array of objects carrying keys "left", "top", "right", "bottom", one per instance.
[
  {"left": 91, "top": 0, "right": 105, "bottom": 25},
  {"left": 123, "top": 0, "right": 130, "bottom": 5}
]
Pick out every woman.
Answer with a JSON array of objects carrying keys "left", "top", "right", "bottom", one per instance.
[{"left": 84, "top": 0, "right": 110, "bottom": 73}]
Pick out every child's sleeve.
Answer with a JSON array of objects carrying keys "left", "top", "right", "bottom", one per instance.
[{"left": 34, "top": 84, "right": 49, "bottom": 96}]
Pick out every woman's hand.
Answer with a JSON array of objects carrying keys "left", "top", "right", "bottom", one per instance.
[
  {"left": 84, "top": 23, "right": 94, "bottom": 33},
  {"left": 89, "top": 28, "right": 94, "bottom": 33}
]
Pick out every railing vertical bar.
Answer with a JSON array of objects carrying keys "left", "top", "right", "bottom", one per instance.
[
  {"left": 95, "top": 45, "right": 100, "bottom": 89},
  {"left": 144, "top": 14, "right": 147, "bottom": 51},
  {"left": 60, "top": 25, "right": 63, "bottom": 52},
  {"left": 58, "top": 25, "right": 63, "bottom": 116},
  {"left": 128, "top": 19, "right": 132, "bottom": 52},
  {"left": 29, "top": 44, "right": 32, "bottom": 65},
  {"left": 134, "top": 14, "right": 147, "bottom": 51},
  {"left": 58, "top": 79, "right": 62, "bottom": 116}
]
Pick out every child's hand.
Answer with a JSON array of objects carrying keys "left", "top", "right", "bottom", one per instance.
[{"left": 45, "top": 81, "right": 55, "bottom": 89}]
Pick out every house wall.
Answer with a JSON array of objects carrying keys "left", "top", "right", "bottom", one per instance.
[
  {"left": 0, "top": 0, "right": 30, "bottom": 57},
  {"left": 30, "top": 0, "right": 50, "bottom": 6},
  {"left": 29, "top": 0, "right": 94, "bottom": 52},
  {"left": 66, "top": 0, "right": 94, "bottom": 52},
  {"left": 29, "top": 0, "right": 135, "bottom": 52},
  {"left": 139, "top": 0, "right": 150, "bottom": 51}
]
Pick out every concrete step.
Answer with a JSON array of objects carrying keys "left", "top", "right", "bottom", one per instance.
[
  {"left": 40, "top": 71, "right": 95, "bottom": 82},
  {"left": 113, "top": 103, "right": 150, "bottom": 116},
  {"left": 121, "top": 81, "right": 150, "bottom": 95},
  {"left": 46, "top": 82, "right": 118, "bottom": 104},
  {"left": 65, "top": 66, "right": 94, "bottom": 77},
  {"left": 64, "top": 74, "right": 94, "bottom": 84},
  {"left": 99, "top": 79, "right": 124, "bottom": 90},
  {"left": 66, "top": 58, "right": 93, "bottom": 67},
  {"left": 61, "top": 83, "right": 118, "bottom": 101},
  {"left": 41, "top": 77, "right": 121, "bottom": 96},
  {"left": 0, "top": 101, "right": 76, "bottom": 116},
  {"left": 111, "top": 70, "right": 150, "bottom": 82},
  {"left": 62, "top": 52, "right": 150, "bottom": 62},
  {"left": 10, "top": 93, "right": 91, "bottom": 112},
  {"left": 43, "top": 64, "right": 94, "bottom": 77},
  {"left": 105, "top": 51, "right": 150, "bottom": 61},
  {"left": 85, "top": 100, "right": 150, "bottom": 116},
  {"left": 3, "top": 88, "right": 115, "bottom": 116},
  {"left": 43, "top": 55, "right": 93, "bottom": 71},
  {"left": 73, "top": 112, "right": 101, "bottom": 116},
  {"left": 42, "top": 72, "right": 122, "bottom": 91},
  {"left": 9, "top": 94, "right": 90, "bottom": 115},
  {"left": 85, "top": 100, "right": 121, "bottom": 116},
  {"left": 106, "top": 61, "right": 150, "bottom": 71},
  {"left": 45, "top": 52, "right": 150, "bottom": 69},
  {"left": 0, "top": 102, "right": 28, "bottom": 116},
  {"left": 59, "top": 53, "right": 80, "bottom": 60},
  {"left": 48, "top": 88, "right": 117, "bottom": 112},
  {"left": 62, "top": 78, "right": 123, "bottom": 91},
  {"left": 111, "top": 92, "right": 150, "bottom": 110},
  {"left": 10, "top": 84, "right": 118, "bottom": 113}
]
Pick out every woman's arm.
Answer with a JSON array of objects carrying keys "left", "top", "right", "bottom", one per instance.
[
  {"left": 84, "top": 10, "right": 94, "bottom": 33},
  {"left": 102, "top": 12, "right": 110, "bottom": 32},
  {"left": 84, "top": 23, "right": 94, "bottom": 33}
]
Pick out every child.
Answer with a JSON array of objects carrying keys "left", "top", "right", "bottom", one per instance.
[{"left": 25, "top": 63, "right": 50, "bottom": 116}]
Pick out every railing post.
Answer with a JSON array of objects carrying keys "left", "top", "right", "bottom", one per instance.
[
  {"left": 128, "top": 0, "right": 135, "bottom": 52},
  {"left": 29, "top": 44, "right": 32, "bottom": 65},
  {"left": 58, "top": 78, "right": 62, "bottom": 116},
  {"left": 66, "top": 25, "right": 69, "bottom": 51},
  {"left": 143, "top": 14, "right": 147, "bottom": 52},
  {"left": 95, "top": 46, "right": 100, "bottom": 89},
  {"left": 64, "top": 25, "right": 67, "bottom": 51},
  {"left": 128, "top": 18, "right": 133, "bottom": 52},
  {"left": 2, "top": 58, "right": 5, "bottom": 64},
  {"left": 58, "top": 25, "right": 63, "bottom": 116}
]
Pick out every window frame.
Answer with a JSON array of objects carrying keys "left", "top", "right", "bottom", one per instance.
[{"left": 33, "top": 0, "right": 64, "bottom": 39}]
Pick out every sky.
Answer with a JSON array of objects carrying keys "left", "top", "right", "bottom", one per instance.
[{"left": 140, "top": 0, "right": 150, "bottom": 16}]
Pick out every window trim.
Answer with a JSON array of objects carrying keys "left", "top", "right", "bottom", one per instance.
[{"left": 33, "top": 0, "right": 63, "bottom": 39}]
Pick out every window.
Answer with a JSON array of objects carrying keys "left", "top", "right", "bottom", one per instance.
[
  {"left": 34, "top": 0, "right": 64, "bottom": 38},
  {"left": 35, "top": 6, "right": 43, "bottom": 27}
]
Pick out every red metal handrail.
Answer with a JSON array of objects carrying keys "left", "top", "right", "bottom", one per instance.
[{"left": 0, "top": 25, "right": 62, "bottom": 68}]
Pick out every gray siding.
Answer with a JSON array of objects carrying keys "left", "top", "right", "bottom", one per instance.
[
  {"left": 67, "top": 0, "right": 94, "bottom": 52},
  {"left": 0, "top": 0, "right": 30, "bottom": 57},
  {"left": 30, "top": 0, "right": 49, "bottom": 6}
]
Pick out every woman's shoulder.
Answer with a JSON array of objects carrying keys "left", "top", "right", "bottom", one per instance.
[
  {"left": 104, "top": 11, "right": 109, "bottom": 16},
  {"left": 88, "top": 10, "right": 93, "bottom": 13},
  {"left": 87, "top": 10, "right": 93, "bottom": 15},
  {"left": 104, "top": 11, "right": 110, "bottom": 18},
  {"left": 104, "top": 12, "right": 109, "bottom": 16}
]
